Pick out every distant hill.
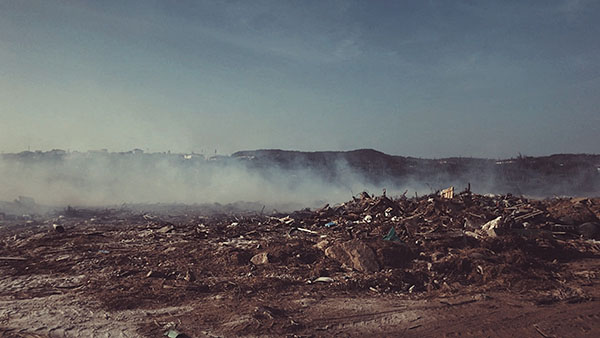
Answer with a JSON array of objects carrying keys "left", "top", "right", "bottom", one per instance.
[
  {"left": 2, "top": 149, "right": 599, "bottom": 197},
  {"left": 232, "top": 149, "right": 600, "bottom": 196}
]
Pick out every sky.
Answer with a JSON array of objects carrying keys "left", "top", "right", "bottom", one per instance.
[{"left": 0, "top": 0, "right": 599, "bottom": 158}]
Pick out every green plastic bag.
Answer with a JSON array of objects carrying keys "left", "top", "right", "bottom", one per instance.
[{"left": 383, "top": 226, "right": 401, "bottom": 241}]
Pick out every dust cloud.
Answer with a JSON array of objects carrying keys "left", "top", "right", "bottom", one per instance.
[
  {"left": 0, "top": 151, "right": 407, "bottom": 211},
  {"left": 1, "top": 150, "right": 598, "bottom": 214}
]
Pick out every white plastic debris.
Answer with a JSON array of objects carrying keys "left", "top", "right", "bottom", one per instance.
[
  {"left": 481, "top": 216, "right": 502, "bottom": 231},
  {"left": 481, "top": 216, "right": 502, "bottom": 236},
  {"left": 385, "top": 207, "right": 393, "bottom": 217}
]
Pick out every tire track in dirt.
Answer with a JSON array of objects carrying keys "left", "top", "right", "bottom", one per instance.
[{"left": 294, "top": 292, "right": 600, "bottom": 337}]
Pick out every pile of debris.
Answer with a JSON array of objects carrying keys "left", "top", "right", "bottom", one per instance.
[
  {"left": 1, "top": 189, "right": 599, "bottom": 335},
  {"left": 272, "top": 188, "right": 600, "bottom": 293}
]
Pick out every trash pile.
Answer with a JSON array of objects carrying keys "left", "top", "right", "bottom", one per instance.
[
  {"left": 280, "top": 188, "right": 600, "bottom": 294},
  {"left": 1, "top": 189, "right": 600, "bottom": 334}
]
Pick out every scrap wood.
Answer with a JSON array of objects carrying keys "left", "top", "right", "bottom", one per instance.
[
  {"left": 534, "top": 324, "right": 555, "bottom": 338},
  {"left": 403, "top": 212, "right": 425, "bottom": 221},
  {"left": 440, "top": 187, "right": 454, "bottom": 199},
  {"left": 402, "top": 223, "right": 414, "bottom": 238},
  {"left": 515, "top": 210, "right": 545, "bottom": 221},
  {"left": 467, "top": 212, "right": 485, "bottom": 219},
  {"left": 295, "top": 227, "right": 319, "bottom": 235},
  {"left": 464, "top": 231, "right": 482, "bottom": 239},
  {"left": 0, "top": 256, "right": 26, "bottom": 261}
]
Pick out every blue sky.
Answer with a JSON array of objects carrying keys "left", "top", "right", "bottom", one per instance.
[{"left": 1, "top": 0, "right": 598, "bottom": 158}]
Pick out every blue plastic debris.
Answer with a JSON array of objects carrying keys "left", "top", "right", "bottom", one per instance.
[
  {"left": 164, "top": 329, "right": 188, "bottom": 338},
  {"left": 383, "top": 227, "right": 401, "bottom": 241},
  {"left": 325, "top": 221, "right": 337, "bottom": 228}
]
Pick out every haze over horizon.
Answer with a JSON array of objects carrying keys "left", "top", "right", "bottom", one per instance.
[{"left": 1, "top": 1, "right": 599, "bottom": 158}]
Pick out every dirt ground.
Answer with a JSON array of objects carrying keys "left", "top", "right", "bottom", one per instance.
[{"left": 1, "top": 191, "right": 600, "bottom": 337}]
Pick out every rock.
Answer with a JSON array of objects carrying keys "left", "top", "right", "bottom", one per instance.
[
  {"left": 547, "top": 200, "right": 599, "bottom": 225},
  {"left": 324, "top": 244, "right": 348, "bottom": 267},
  {"left": 325, "top": 240, "right": 379, "bottom": 273},
  {"left": 578, "top": 222, "right": 600, "bottom": 239},
  {"left": 375, "top": 241, "right": 414, "bottom": 268},
  {"left": 230, "top": 250, "right": 253, "bottom": 265},
  {"left": 156, "top": 225, "right": 175, "bottom": 233},
  {"left": 250, "top": 252, "right": 270, "bottom": 265},
  {"left": 315, "top": 240, "right": 330, "bottom": 251}
]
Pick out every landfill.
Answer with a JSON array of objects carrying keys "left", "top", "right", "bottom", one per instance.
[{"left": 1, "top": 189, "right": 600, "bottom": 336}]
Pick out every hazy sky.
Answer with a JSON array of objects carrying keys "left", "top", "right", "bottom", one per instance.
[{"left": 1, "top": 0, "right": 599, "bottom": 158}]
